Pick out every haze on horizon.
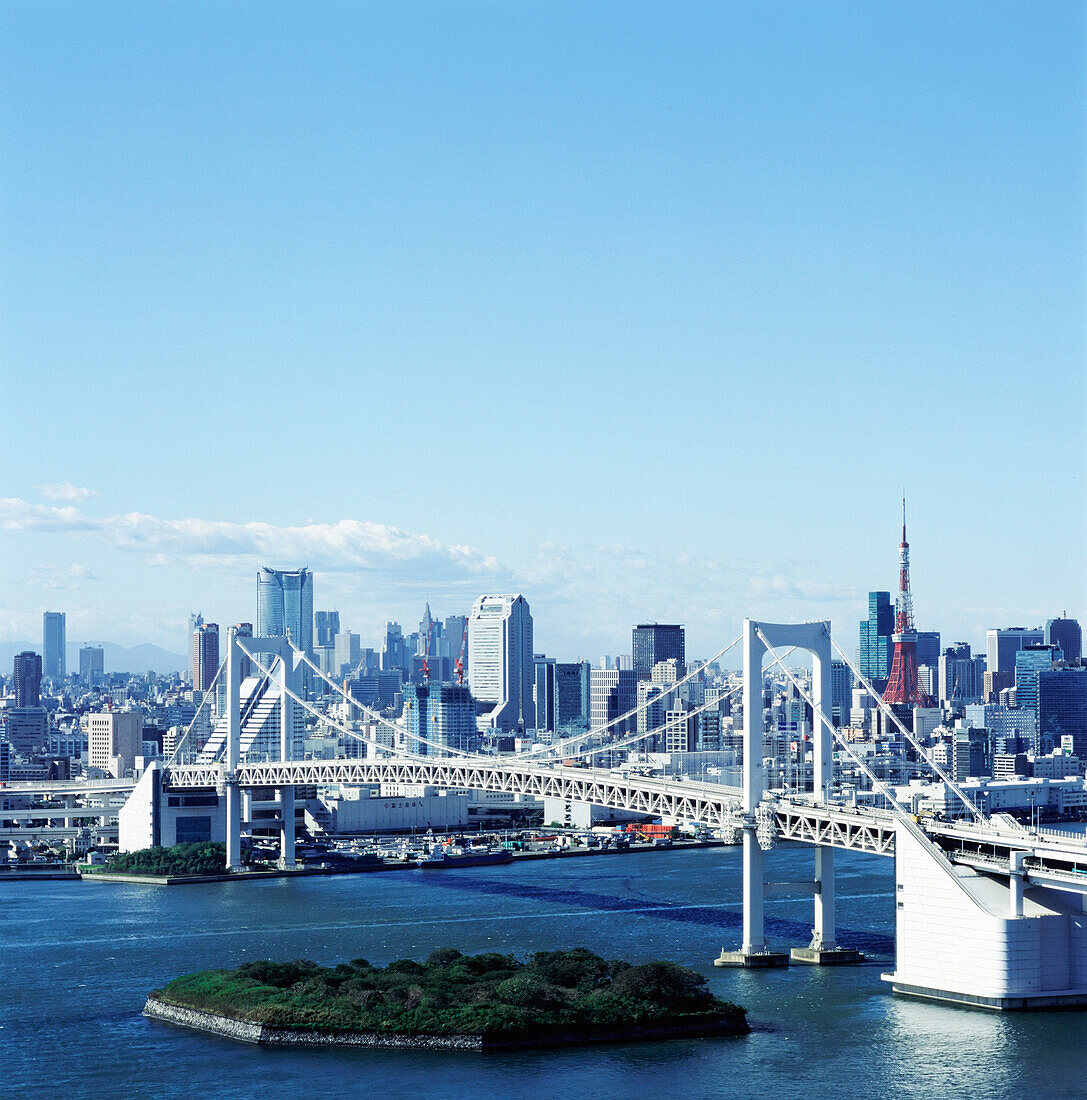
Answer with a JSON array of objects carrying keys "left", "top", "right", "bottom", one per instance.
[{"left": 1, "top": 2, "right": 1083, "bottom": 663}]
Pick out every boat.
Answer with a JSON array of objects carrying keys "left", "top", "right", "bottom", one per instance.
[{"left": 416, "top": 846, "right": 513, "bottom": 869}]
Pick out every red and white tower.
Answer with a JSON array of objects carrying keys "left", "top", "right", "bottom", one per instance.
[{"left": 882, "top": 498, "right": 933, "bottom": 707}]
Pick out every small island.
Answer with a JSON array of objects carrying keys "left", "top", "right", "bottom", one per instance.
[{"left": 145, "top": 947, "right": 749, "bottom": 1050}]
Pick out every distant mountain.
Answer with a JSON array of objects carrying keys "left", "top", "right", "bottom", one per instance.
[{"left": 0, "top": 640, "right": 187, "bottom": 675}]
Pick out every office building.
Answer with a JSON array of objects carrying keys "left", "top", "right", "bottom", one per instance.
[
  {"left": 2, "top": 707, "right": 48, "bottom": 753},
  {"left": 79, "top": 645, "right": 104, "bottom": 683},
  {"left": 42, "top": 612, "right": 66, "bottom": 678},
  {"left": 433, "top": 682, "right": 476, "bottom": 754},
  {"left": 382, "top": 623, "right": 408, "bottom": 673},
  {"left": 987, "top": 627, "right": 1044, "bottom": 679},
  {"left": 858, "top": 592, "right": 894, "bottom": 685},
  {"left": 1046, "top": 615, "right": 1082, "bottom": 663},
  {"left": 256, "top": 567, "right": 313, "bottom": 651},
  {"left": 916, "top": 631, "right": 941, "bottom": 670},
  {"left": 192, "top": 622, "right": 220, "bottom": 691},
  {"left": 314, "top": 611, "right": 340, "bottom": 648},
  {"left": 467, "top": 594, "right": 534, "bottom": 733},
  {"left": 13, "top": 651, "right": 42, "bottom": 707},
  {"left": 831, "top": 661, "right": 853, "bottom": 727},
  {"left": 555, "top": 661, "right": 591, "bottom": 730},
  {"left": 334, "top": 631, "right": 362, "bottom": 677},
  {"left": 1037, "top": 667, "right": 1087, "bottom": 758},
  {"left": 590, "top": 666, "right": 638, "bottom": 737},
  {"left": 533, "top": 655, "right": 557, "bottom": 732},
  {"left": 188, "top": 612, "right": 204, "bottom": 681},
  {"left": 938, "top": 644, "right": 986, "bottom": 707},
  {"left": 87, "top": 711, "right": 144, "bottom": 777},
  {"left": 633, "top": 624, "right": 685, "bottom": 679},
  {"left": 1014, "top": 645, "right": 1061, "bottom": 722}
]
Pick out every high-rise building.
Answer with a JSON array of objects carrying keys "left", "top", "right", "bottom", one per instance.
[
  {"left": 916, "top": 631, "right": 941, "bottom": 670},
  {"left": 42, "top": 612, "right": 66, "bottom": 678},
  {"left": 830, "top": 660, "right": 853, "bottom": 727},
  {"left": 589, "top": 666, "right": 638, "bottom": 737},
  {"left": 192, "top": 622, "right": 220, "bottom": 691},
  {"left": 79, "top": 645, "right": 104, "bottom": 683},
  {"left": 1045, "top": 615, "right": 1082, "bottom": 663},
  {"left": 1037, "top": 666, "right": 1087, "bottom": 758},
  {"left": 632, "top": 624, "right": 685, "bottom": 679},
  {"left": 188, "top": 612, "right": 204, "bottom": 681},
  {"left": 467, "top": 594, "right": 534, "bottom": 733},
  {"left": 314, "top": 610, "right": 340, "bottom": 648},
  {"left": 938, "top": 644, "right": 985, "bottom": 707},
  {"left": 256, "top": 567, "right": 313, "bottom": 651},
  {"left": 533, "top": 655, "right": 557, "bottom": 732},
  {"left": 986, "top": 627, "right": 1044, "bottom": 679},
  {"left": 13, "top": 651, "right": 42, "bottom": 707},
  {"left": 858, "top": 591, "right": 894, "bottom": 686},
  {"left": 334, "top": 631, "right": 362, "bottom": 677},
  {"left": 1014, "top": 644, "right": 1061, "bottom": 713},
  {"left": 555, "top": 661, "right": 591, "bottom": 730},
  {"left": 86, "top": 711, "right": 144, "bottom": 777},
  {"left": 381, "top": 622, "right": 407, "bottom": 673}
]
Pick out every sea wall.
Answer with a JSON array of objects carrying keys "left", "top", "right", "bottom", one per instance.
[
  {"left": 143, "top": 998, "right": 747, "bottom": 1050},
  {"left": 143, "top": 999, "right": 484, "bottom": 1049}
]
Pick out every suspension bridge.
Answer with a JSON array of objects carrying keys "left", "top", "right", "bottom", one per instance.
[{"left": 118, "top": 618, "right": 1087, "bottom": 1012}]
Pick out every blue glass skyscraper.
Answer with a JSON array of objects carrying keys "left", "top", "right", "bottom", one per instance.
[
  {"left": 256, "top": 567, "right": 313, "bottom": 651},
  {"left": 858, "top": 591, "right": 894, "bottom": 685}
]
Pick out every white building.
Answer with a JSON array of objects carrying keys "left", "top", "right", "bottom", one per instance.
[
  {"left": 468, "top": 594, "right": 534, "bottom": 733},
  {"left": 87, "top": 711, "right": 144, "bottom": 777}
]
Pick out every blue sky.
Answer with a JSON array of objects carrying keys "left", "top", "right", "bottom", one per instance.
[{"left": 1, "top": 1, "right": 1084, "bottom": 662}]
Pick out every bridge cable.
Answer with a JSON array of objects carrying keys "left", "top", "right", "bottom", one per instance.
[{"left": 826, "top": 633, "right": 985, "bottom": 823}]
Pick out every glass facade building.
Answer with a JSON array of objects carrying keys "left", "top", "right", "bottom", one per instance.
[
  {"left": 13, "top": 651, "right": 42, "bottom": 707},
  {"left": 555, "top": 661, "right": 591, "bottom": 729},
  {"left": 42, "top": 612, "right": 66, "bottom": 678},
  {"left": 256, "top": 567, "right": 313, "bottom": 651},
  {"left": 632, "top": 624, "right": 685, "bottom": 679},
  {"left": 1046, "top": 616, "right": 1082, "bottom": 663},
  {"left": 858, "top": 592, "right": 894, "bottom": 685}
]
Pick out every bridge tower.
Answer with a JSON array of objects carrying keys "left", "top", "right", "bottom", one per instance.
[
  {"left": 717, "top": 619, "right": 861, "bottom": 968},
  {"left": 223, "top": 629, "right": 299, "bottom": 871}
]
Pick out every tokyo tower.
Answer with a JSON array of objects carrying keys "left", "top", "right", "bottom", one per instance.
[{"left": 882, "top": 497, "right": 933, "bottom": 707}]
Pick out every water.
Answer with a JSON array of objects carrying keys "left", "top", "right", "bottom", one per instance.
[{"left": 3, "top": 846, "right": 1086, "bottom": 1100}]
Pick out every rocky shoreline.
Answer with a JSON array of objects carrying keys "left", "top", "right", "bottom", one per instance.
[{"left": 143, "top": 997, "right": 748, "bottom": 1051}]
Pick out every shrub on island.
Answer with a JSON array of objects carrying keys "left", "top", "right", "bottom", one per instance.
[
  {"left": 151, "top": 947, "right": 748, "bottom": 1041},
  {"left": 101, "top": 843, "right": 231, "bottom": 877}
]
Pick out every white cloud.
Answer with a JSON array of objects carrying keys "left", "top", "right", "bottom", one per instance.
[
  {"left": 27, "top": 563, "right": 98, "bottom": 589},
  {"left": 0, "top": 498, "right": 504, "bottom": 584},
  {"left": 38, "top": 483, "right": 98, "bottom": 502}
]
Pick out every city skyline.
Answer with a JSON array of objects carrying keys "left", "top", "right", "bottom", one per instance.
[{"left": 2, "top": 3, "right": 1083, "bottom": 661}]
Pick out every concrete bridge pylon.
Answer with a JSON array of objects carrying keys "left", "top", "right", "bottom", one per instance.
[{"left": 716, "top": 618, "right": 861, "bottom": 968}]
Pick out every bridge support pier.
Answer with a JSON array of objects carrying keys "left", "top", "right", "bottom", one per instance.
[
  {"left": 790, "top": 846, "right": 864, "bottom": 965},
  {"left": 225, "top": 780, "right": 243, "bottom": 870},
  {"left": 278, "top": 787, "right": 296, "bottom": 870}
]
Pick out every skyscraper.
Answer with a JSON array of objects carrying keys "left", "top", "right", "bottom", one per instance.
[
  {"left": 1045, "top": 615, "right": 1082, "bottom": 663},
  {"left": 79, "top": 645, "right": 104, "bottom": 683},
  {"left": 314, "top": 610, "right": 340, "bottom": 648},
  {"left": 858, "top": 591, "right": 894, "bottom": 686},
  {"left": 556, "top": 661, "right": 591, "bottom": 730},
  {"left": 986, "top": 627, "right": 1044, "bottom": 679},
  {"left": 632, "top": 624, "right": 685, "bottom": 679},
  {"left": 188, "top": 612, "right": 204, "bottom": 681},
  {"left": 192, "top": 623, "right": 220, "bottom": 691},
  {"left": 13, "top": 652, "right": 42, "bottom": 707},
  {"left": 467, "top": 594, "right": 534, "bottom": 733},
  {"left": 256, "top": 567, "right": 313, "bottom": 651},
  {"left": 42, "top": 612, "right": 66, "bottom": 678}
]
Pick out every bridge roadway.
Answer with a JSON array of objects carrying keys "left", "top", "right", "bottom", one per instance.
[{"left": 166, "top": 756, "right": 1087, "bottom": 887}]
